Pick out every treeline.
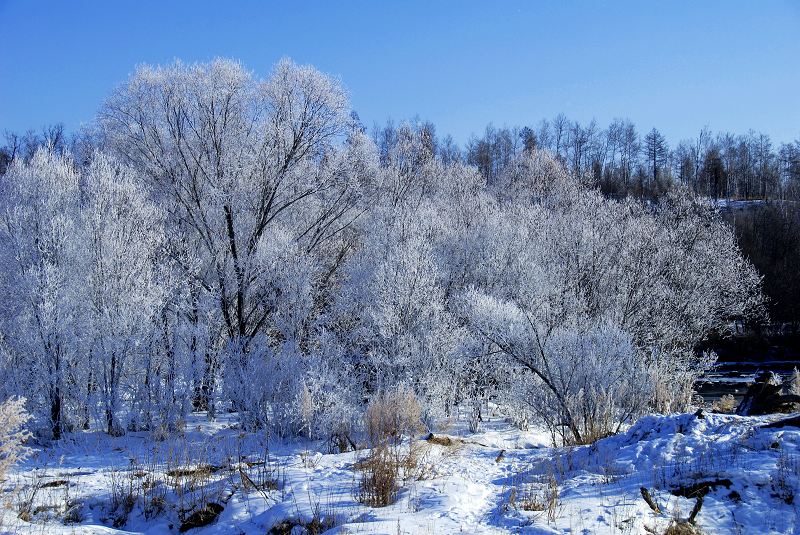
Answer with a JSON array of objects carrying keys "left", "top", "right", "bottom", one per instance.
[
  {"left": 369, "top": 117, "right": 800, "bottom": 201},
  {"left": 0, "top": 59, "right": 763, "bottom": 447},
  {"left": 6, "top": 113, "right": 799, "bottom": 204}
]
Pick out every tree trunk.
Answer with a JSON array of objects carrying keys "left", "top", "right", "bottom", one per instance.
[{"left": 50, "top": 385, "right": 62, "bottom": 440}]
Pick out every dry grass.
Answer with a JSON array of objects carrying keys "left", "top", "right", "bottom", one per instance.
[
  {"left": 14, "top": 472, "right": 41, "bottom": 522},
  {"left": 425, "top": 434, "right": 453, "bottom": 447},
  {"left": 663, "top": 521, "right": 703, "bottom": 535},
  {"left": 356, "top": 388, "right": 428, "bottom": 508},
  {"left": 355, "top": 445, "right": 398, "bottom": 508},
  {"left": 365, "top": 387, "right": 424, "bottom": 447},
  {"left": 508, "top": 473, "right": 560, "bottom": 522},
  {"left": 713, "top": 394, "right": 738, "bottom": 413}
]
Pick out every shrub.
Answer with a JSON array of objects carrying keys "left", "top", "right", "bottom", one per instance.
[
  {"left": 356, "top": 445, "right": 398, "bottom": 507},
  {"left": 789, "top": 367, "right": 800, "bottom": 396},
  {"left": 356, "top": 387, "right": 424, "bottom": 508},
  {"left": 364, "top": 386, "right": 423, "bottom": 447},
  {"left": 0, "top": 397, "right": 33, "bottom": 483},
  {"left": 487, "top": 323, "right": 652, "bottom": 445}
]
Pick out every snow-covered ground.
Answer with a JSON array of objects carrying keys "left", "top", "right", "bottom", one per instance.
[{"left": 2, "top": 410, "right": 799, "bottom": 534}]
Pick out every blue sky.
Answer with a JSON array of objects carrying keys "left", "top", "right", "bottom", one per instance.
[{"left": 1, "top": 0, "right": 798, "bottom": 146}]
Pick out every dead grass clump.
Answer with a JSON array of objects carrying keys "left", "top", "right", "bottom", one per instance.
[
  {"left": 62, "top": 498, "right": 84, "bottom": 524},
  {"left": 165, "top": 464, "right": 223, "bottom": 479},
  {"left": 365, "top": 387, "right": 423, "bottom": 447},
  {"left": 713, "top": 394, "right": 738, "bottom": 413},
  {"left": 356, "top": 445, "right": 398, "bottom": 507},
  {"left": 663, "top": 521, "right": 703, "bottom": 535},
  {"left": 356, "top": 387, "right": 428, "bottom": 508},
  {"left": 425, "top": 433, "right": 452, "bottom": 447},
  {"left": 107, "top": 468, "right": 139, "bottom": 527},
  {"left": 403, "top": 441, "right": 435, "bottom": 481},
  {"left": 15, "top": 476, "right": 40, "bottom": 522},
  {"left": 509, "top": 474, "right": 560, "bottom": 522},
  {"left": 771, "top": 450, "right": 798, "bottom": 505},
  {"left": 166, "top": 456, "right": 231, "bottom": 528}
]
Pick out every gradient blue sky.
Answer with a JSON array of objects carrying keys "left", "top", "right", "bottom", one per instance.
[{"left": 1, "top": 1, "right": 798, "bottom": 146}]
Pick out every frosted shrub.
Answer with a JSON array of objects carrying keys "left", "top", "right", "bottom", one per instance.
[
  {"left": 348, "top": 217, "right": 466, "bottom": 429},
  {"left": 790, "top": 367, "right": 800, "bottom": 396},
  {"left": 492, "top": 323, "right": 652, "bottom": 445},
  {"left": 462, "top": 163, "right": 762, "bottom": 444},
  {"left": 649, "top": 350, "right": 716, "bottom": 414},
  {"left": 558, "top": 326, "right": 652, "bottom": 443},
  {"left": 224, "top": 340, "right": 305, "bottom": 434},
  {"left": 299, "top": 340, "right": 364, "bottom": 450},
  {"left": 0, "top": 397, "right": 33, "bottom": 483},
  {"left": 224, "top": 334, "right": 363, "bottom": 444}
]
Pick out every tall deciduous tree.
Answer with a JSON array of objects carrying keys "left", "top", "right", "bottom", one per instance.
[
  {"left": 99, "top": 59, "right": 370, "bottom": 419},
  {"left": 0, "top": 150, "right": 83, "bottom": 439},
  {"left": 644, "top": 128, "right": 669, "bottom": 188}
]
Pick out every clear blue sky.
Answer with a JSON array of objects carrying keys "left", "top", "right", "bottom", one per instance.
[{"left": 1, "top": 0, "right": 798, "bottom": 146}]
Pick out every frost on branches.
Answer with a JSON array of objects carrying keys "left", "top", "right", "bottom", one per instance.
[
  {"left": 0, "top": 397, "right": 32, "bottom": 482},
  {"left": 0, "top": 58, "right": 763, "bottom": 446}
]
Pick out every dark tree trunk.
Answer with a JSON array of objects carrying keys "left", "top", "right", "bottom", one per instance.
[{"left": 50, "top": 386, "right": 61, "bottom": 440}]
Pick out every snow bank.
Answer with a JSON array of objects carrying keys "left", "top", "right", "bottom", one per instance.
[{"left": 1, "top": 411, "right": 798, "bottom": 534}]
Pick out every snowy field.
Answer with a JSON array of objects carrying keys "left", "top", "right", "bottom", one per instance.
[{"left": 2, "top": 409, "right": 798, "bottom": 535}]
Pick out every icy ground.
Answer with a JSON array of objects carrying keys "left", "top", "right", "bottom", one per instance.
[{"left": 1, "top": 410, "right": 799, "bottom": 534}]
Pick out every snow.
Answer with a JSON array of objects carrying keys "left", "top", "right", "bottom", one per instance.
[{"left": 2, "top": 410, "right": 798, "bottom": 534}]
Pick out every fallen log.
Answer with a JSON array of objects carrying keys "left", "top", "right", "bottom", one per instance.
[{"left": 761, "top": 415, "right": 800, "bottom": 429}]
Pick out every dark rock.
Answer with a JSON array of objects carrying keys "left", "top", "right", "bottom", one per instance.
[{"left": 736, "top": 371, "right": 800, "bottom": 415}]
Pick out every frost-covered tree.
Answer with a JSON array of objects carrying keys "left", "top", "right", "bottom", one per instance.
[
  {"left": 99, "top": 58, "right": 373, "bottom": 426},
  {"left": 100, "top": 58, "right": 358, "bottom": 343},
  {"left": 0, "top": 150, "right": 170, "bottom": 437},
  {"left": 0, "top": 150, "right": 84, "bottom": 439},
  {"left": 461, "top": 151, "right": 763, "bottom": 443},
  {"left": 81, "top": 153, "right": 167, "bottom": 435},
  {"left": 346, "top": 206, "right": 465, "bottom": 424}
]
